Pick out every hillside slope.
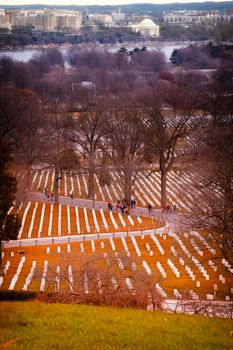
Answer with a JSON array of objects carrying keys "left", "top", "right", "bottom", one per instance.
[{"left": 0, "top": 302, "right": 232, "bottom": 350}]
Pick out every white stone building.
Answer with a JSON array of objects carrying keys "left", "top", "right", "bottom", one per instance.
[{"left": 131, "top": 19, "right": 160, "bottom": 37}]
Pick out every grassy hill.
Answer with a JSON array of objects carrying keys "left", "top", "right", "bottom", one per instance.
[{"left": 0, "top": 301, "right": 232, "bottom": 350}]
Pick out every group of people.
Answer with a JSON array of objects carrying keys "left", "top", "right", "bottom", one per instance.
[
  {"left": 43, "top": 187, "right": 75, "bottom": 201},
  {"left": 43, "top": 186, "right": 177, "bottom": 215},
  {"left": 147, "top": 203, "right": 177, "bottom": 215},
  {"left": 108, "top": 198, "right": 137, "bottom": 215},
  {"left": 161, "top": 204, "right": 177, "bottom": 214}
]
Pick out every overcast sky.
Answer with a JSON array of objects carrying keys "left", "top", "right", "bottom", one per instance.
[{"left": 1, "top": 0, "right": 232, "bottom": 6}]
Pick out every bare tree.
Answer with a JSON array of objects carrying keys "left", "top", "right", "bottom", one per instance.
[
  {"left": 9, "top": 89, "right": 49, "bottom": 203},
  {"left": 140, "top": 75, "right": 202, "bottom": 206},
  {"left": 0, "top": 86, "right": 29, "bottom": 143},
  {"left": 31, "top": 80, "right": 80, "bottom": 204},
  {"left": 183, "top": 120, "right": 233, "bottom": 266},
  {"left": 36, "top": 253, "right": 164, "bottom": 310},
  {"left": 180, "top": 68, "right": 233, "bottom": 266},
  {"left": 65, "top": 99, "right": 113, "bottom": 200},
  {"left": 109, "top": 107, "right": 145, "bottom": 205}
]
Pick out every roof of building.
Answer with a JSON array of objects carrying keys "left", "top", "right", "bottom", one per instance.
[{"left": 139, "top": 18, "right": 158, "bottom": 27}]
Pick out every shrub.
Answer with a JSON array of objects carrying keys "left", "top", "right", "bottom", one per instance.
[{"left": 0, "top": 290, "right": 37, "bottom": 301}]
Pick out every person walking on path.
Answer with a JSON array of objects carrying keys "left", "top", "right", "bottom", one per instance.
[
  {"left": 131, "top": 198, "right": 136, "bottom": 209},
  {"left": 147, "top": 203, "right": 152, "bottom": 215},
  {"left": 116, "top": 200, "right": 121, "bottom": 211},
  {"left": 161, "top": 204, "right": 166, "bottom": 213}
]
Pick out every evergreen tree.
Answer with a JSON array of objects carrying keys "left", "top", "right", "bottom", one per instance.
[
  {"left": 0, "top": 141, "right": 21, "bottom": 275},
  {"left": 169, "top": 49, "right": 179, "bottom": 65}
]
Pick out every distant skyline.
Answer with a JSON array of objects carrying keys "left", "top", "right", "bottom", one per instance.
[{"left": 1, "top": 0, "right": 233, "bottom": 6}]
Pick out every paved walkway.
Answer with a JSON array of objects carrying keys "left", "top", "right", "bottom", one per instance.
[
  {"left": 2, "top": 191, "right": 177, "bottom": 248},
  {"left": 3, "top": 192, "right": 183, "bottom": 249},
  {"left": 27, "top": 191, "right": 180, "bottom": 229},
  {"left": 4, "top": 225, "right": 170, "bottom": 248}
]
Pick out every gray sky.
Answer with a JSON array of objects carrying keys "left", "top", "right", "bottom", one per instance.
[{"left": 1, "top": 0, "right": 232, "bottom": 6}]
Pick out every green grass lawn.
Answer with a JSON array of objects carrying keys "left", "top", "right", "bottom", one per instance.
[{"left": 0, "top": 302, "right": 232, "bottom": 350}]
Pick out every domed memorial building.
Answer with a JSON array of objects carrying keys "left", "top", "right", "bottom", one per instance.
[{"left": 131, "top": 18, "right": 160, "bottom": 36}]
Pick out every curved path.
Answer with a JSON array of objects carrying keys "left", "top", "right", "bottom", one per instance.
[
  {"left": 4, "top": 225, "right": 169, "bottom": 248},
  {"left": 3, "top": 192, "right": 179, "bottom": 248},
  {"left": 27, "top": 191, "right": 179, "bottom": 226}
]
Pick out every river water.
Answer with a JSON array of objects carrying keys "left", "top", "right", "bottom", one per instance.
[{"left": 0, "top": 43, "right": 187, "bottom": 63}]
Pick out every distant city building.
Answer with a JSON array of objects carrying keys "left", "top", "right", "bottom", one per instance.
[
  {"left": 0, "top": 9, "right": 10, "bottom": 29},
  {"left": 33, "top": 13, "right": 54, "bottom": 31},
  {"left": 2, "top": 9, "right": 82, "bottom": 32},
  {"left": 225, "top": 9, "right": 233, "bottom": 16},
  {"left": 56, "top": 13, "right": 82, "bottom": 31},
  {"left": 128, "top": 14, "right": 151, "bottom": 24},
  {"left": 163, "top": 10, "right": 233, "bottom": 25},
  {"left": 91, "top": 10, "right": 125, "bottom": 27},
  {"left": 112, "top": 9, "right": 125, "bottom": 24},
  {"left": 131, "top": 19, "right": 160, "bottom": 36},
  {"left": 223, "top": 9, "right": 233, "bottom": 22},
  {"left": 103, "top": 15, "right": 113, "bottom": 27},
  {"left": 91, "top": 13, "right": 113, "bottom": 27}
]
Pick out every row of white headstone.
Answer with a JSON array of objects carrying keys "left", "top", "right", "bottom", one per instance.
[
  {"left": 42, "top": 233, "right": 229, "bottom": 294},
  {"left": 9, "top": 256, "right": 25, "bottom": 290},
  {"left": 22, "top": 260, "right": 36, "bottom": 290},
  {"left": 2, "top": 234, "right": 229, "bottom": 300},
  {"left": 18, "top": 202, "right": 145, "bottom": 239}
]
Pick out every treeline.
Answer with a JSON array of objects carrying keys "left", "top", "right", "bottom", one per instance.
[
  {"left": 161, "top": 21, "right": 233, "bottom": 42},
  {"left": 170, "top": 42, "right": 233, "bottom": 71},
  {"left": 1, "top": 20, "right": 232, "bottom": 48},
  {"left": 0, "top": 27, "right": 142, "bottom": 49},
  {"left": 3, "top": 2, "right": 233, "bottom": 12},
  {"left": 0, "top": 47, "right": 167, "bottom": 89}
]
